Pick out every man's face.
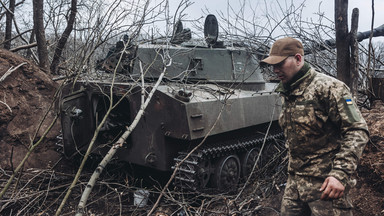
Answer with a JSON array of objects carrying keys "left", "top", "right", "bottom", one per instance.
[{"left": 273, "top": 56, "right": 300, "bottom": 84}]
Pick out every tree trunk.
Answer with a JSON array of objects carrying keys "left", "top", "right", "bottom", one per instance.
[
  {"left": 26, "top": 28, "right": 36, "bottom": 58},
  {"left": 350, "top": 8, "right": 359, "bottom": 97},
  {"left": 33, "top": 0, "right": 49, "bottom": 73},
  {"left": 50, "top": 0, "right": 78, "bottom": 74},
  {"left": 335, "top": 0, "right": 351, "bottom": 86},
  {"left": 367, "top": 0, "right": 376, "bottom": 105},
  {"left": 4, "top": 0, "right": 15, "bottom": 50}
]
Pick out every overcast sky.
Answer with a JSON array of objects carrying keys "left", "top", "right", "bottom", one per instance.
[{"left": 171, "top": 0, "right": 384, "bottom": 41}]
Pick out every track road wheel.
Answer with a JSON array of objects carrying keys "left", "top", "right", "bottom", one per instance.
[
  {"left": 241, "top": 148, "right": 260, "bottom": 178},
  {"left": 212, "top": 155, "right": 240, "bottom": 190},
  {"left": 197, "top": 159, "right": 211, "bottom": 188}
]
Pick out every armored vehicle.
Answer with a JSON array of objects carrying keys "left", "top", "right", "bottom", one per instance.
[{"left": 59, "top": 15, "right": 284, "bottom": 190}]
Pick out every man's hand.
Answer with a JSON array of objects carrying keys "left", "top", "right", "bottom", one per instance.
[{"left": 319, "top": 176, "right": 345, "bottom": 200}]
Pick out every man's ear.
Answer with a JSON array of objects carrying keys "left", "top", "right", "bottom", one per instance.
[{"left": 295, "top": 54, "right": 303, "bottom": 65}]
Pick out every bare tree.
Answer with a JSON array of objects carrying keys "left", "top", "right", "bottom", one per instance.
[
  {"left": 33, "top": 0, "right": 49, "bottom": 72},
  {"left": 350, "top": 8, "right": 359, "bottom": 97},
  {"left": 4, "top": 0, "right": 15, "bottom": 49},
  {"left": 335, "top": 0, "right": 351, "bottom": 87},
  {"left": 50, "top": 0, "right": 77, "bottom": 74}
]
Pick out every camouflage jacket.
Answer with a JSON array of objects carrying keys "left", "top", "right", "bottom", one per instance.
[{"left": 276, "top": 65, "right": 369, "bottom": 186}]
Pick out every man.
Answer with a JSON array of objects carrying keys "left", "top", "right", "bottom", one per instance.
[{"left": 261, "top": 37, "right": 369, "bottom": 215}]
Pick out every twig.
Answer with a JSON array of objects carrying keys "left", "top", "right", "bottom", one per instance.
[
  {"left": 10, "top": 42, "right": 37, "bottom": 52},
  {"left": 0, "top": 62, "right": 27, "bottom": 82},
  {"left": 0, "top": 100, "right": 12, "bottom": 113}
]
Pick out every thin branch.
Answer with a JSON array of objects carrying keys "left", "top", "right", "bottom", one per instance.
[
  {"left": 0, "top": 62, "right": 27, "bottom": 82},
  {"left": 10, "top": 42, "right": 37, "bottom": 52},
  {"left": 235, "top": 97, "right": 279, "bottom": 200},
  {"left": 0, "top": 100, "right": 12, "bottom": 113}
]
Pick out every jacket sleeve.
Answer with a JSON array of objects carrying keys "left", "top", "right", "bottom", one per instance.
[{"left": 326, "top": 83, "right": 369, "bottom": 186}]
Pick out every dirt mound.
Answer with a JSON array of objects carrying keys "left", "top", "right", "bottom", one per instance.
[
  {"left": 0, "top": 48, "right": 61, "bottom": 169},
  {"left": 361, "top": 100, "right": 384, "bottom": 184},
  {"left": 353, "top": 100, "right": 384, "bottom": 216}
]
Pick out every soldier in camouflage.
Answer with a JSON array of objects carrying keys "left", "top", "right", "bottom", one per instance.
[{"left": 261, "top": 37, "right": 369, "bottom": 215}]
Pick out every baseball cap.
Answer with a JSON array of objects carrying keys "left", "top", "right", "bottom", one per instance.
[{"left": 261, "top": 37, "right": 304, "bottom": 65}]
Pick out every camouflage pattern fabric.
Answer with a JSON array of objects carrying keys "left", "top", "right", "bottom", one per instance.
[
  {"left": 276, "top": 64, "right": 369, "bottom": 215},
  {"left": 281, "top": 174, "right": 353, "bottom": 216}
]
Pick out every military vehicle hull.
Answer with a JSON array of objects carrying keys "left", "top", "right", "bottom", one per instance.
[
  {"left": 60, "top": 14, "right": 284, "bottom": 190},
  {"left": 60, "top": 79, "right": 283, "bottom": 189},
  {"left": 60, "top": 80, "right": 282, "bottom": 163}
]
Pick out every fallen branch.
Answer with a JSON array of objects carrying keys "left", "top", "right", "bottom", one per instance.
[
  {"left": 75, "top": 59, "right": 167, "bottom": 216},
  {"left": 10, "top": 42, "right": 37, "bottom": 52},
  {"left": 0, "top": 62, "right": 27, "bottom": 82},
  {"left": 54, "top": 38, "right": 151, "bottom": 216},
  {"left": 0, "top": 100, "right": 12, "bottom": 113}
]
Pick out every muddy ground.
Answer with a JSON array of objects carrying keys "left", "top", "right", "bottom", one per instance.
[{"left": 0, "top": 49, "right": 383, "bottom": 215}]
